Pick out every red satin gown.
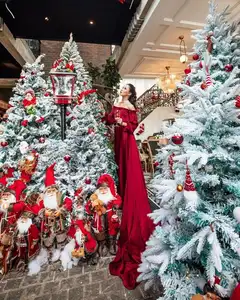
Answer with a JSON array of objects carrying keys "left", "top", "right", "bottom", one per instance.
[{"left": 107, "top": 106, "right": 154, "bottom": 290}]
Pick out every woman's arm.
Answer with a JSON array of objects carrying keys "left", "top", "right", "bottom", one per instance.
[
  {"left": 104, "top": 110, "right": 116, "bottom": 125},
  {"left": 119, "top": 110, "right": 138, "bottom": 134}
]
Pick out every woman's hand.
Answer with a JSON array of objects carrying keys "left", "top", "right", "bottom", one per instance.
[{"left": 115, "top": 117, "right": 123, "bottom": 125}]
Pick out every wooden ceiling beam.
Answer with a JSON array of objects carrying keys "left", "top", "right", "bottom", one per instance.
[
  {"left": 0, "top": 18, "right": 36, "bottom": 66},
  {"left": 0, "top": 99, "right": 8, "bottom": 110},
  {"left": 0, "top": 78, "right": 17, "bottom": 88}
]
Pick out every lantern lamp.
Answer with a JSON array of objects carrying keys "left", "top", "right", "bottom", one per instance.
[{"left": 50, "top": 71, "right": 76, "bottom": 140}]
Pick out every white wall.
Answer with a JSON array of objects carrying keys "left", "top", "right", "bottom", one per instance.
[
  {"left": 134, "top": 106, "right": 177, "bottom": 141},
  {"left": 120, "top": 77, "right": 156, "bottom": 98}
]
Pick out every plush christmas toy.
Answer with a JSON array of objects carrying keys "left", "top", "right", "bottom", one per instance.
[
  {"left": 89, "top": 193, "right": 106, "bottom": 216},
  {"left": 66, "top": 60, "right": 74, "bottom": 71},
  {"left": 184, "top": 163, "right": 198, "bottom": 209},
  {"left": 18, "top": 150, "right": 38, "bottom": 183},
  {"left": 22, "top": 89, "right": 37, "bottom": 115}
]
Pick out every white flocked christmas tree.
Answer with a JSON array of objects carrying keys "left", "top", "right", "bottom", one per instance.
[
  {"left": 31, "top": 34, "right": 117, "bottom": 195},
  {"left": 0, "top": 55, "right": 61, "bottom": 187},
  {"left": 138, "top": 2, "right": 240, "bottom": 299}
]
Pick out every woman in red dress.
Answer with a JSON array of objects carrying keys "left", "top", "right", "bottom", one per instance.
[{"left": 106, "top": 84, "right": 154, "bottom": 290}]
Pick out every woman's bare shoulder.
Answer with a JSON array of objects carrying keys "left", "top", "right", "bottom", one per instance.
[{"left": 127, "top": 104, "right": 136, "bottom": 111}]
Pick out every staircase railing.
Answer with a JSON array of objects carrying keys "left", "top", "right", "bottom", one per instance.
[{"left": 136, "top": 84, "right": 180, "bottom": 121}]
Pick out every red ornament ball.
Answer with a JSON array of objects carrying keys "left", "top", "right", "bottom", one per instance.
[
  {"left": 154, "top": 161, "right": 159, "bottom": 167},
  {"left": 66, "top": 111, "right": 71, "bottom": 116},
  {"left": 199, "top": 61, "right": 203, "bottom": 69},
  {"left": 171, "top": 134, "right": 184, "bottom": 145},
  {"left": 85, "top": 177, "right": 91, "bottom": 184},
  {"left": 186, "top": 80, "right": 191, "bottom": 86},
  {"left": 64, "top": 155, "right": 71, "bottom": 162},
  {"left": 201, "top": 82, "right": 208, "bottom": 90},
  {"left": 192, "top": 54, "right": 199, "bottom": 60},
  {"left": 225, "top": 64, "right": 233, "bottom": 72},
  {"left": 44, "top": 92, "right": 50, "bottom": 97},
  {"left": 88, "top": 128, "right": 95, "bottom": 134},
  {"left": 39, "top": 137, "right": 45, "bottom": 143},
  {"left": 21, "top": 120, "right": 28, "bottom": 127},
  {"left": 36, "top": 116, "right": 45, "bottom": 124},
  {"left": 184, "top": 68, "right": 191, "bottom": 75},
  {"left": 1, "top": 141, "right": 8, "bottom": 147},
  {"left": 235, "top": 96, "right": 240, "bottom": 108}
]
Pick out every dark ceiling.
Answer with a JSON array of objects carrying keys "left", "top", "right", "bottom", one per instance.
[
  {"left": 0, "top": 0, "right": 140, "bottom": 45},
  {"left": 0, "top": 43, "right": 21, "bottom": 78}
]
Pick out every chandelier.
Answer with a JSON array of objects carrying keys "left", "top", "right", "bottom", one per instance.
[
  {"left": 158, "top": 66, "right": 177, "bottom": 94},
  {"left": 179, "top": 35, "right": 188, "bottom": 63}
]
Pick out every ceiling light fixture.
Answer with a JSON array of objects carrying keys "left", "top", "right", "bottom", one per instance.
[
  {"left": 45, "top": 17, "right": 49, "bottom": 21},
  {"left": 179, "top": 35, "right": 188, "bottom": 64},
  {"left": 89, "top": 20, "right": 94, "bottom": 25},
  {"left": 158, "top": 66, "right": 179, "bottom": 94}
]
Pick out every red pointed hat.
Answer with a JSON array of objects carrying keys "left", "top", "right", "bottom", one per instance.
[
  {"left": 184, "top": 165, "right": 196, "bottom": 192},
  {"left": 8, "top": 179, "right": 26, "bottom": 202},
  {"left": 97, "top": 174, "right": 116, "bottom": 197},
  {"left": 45, "top": 163, "right": 56, "bottom": 187},
  {"left": 22, "top": 203, "right": 40, "bottom": 218}
]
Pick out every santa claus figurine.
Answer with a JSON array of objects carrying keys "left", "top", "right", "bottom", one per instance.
[
  {"left": 0, "top": 187, "right": 25, "bottom": 274},
  {"left": 66, "top": 60, "right": 74, "bottom": 71},
  {"left": 38, "top": 163, "right": 72, "bottom": 262},
  {"left": 60, "top": 188, "right": 98, "bottom": 270},
  {"left": 14, "top": 198, "right": 40, "bottom": 272},
  {"left": 22, "top": 89, "right": 37, "bottom": 115},
  {"left": 0, "top": 166, "right": 15, "bottom": 187},
  {"left": 86, "top": 174, "right": 121, "bottom": 256}
]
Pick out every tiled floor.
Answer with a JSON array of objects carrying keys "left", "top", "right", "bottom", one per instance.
[{"left": 0, "top": 257, "right": 161, "bottom": 300}]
